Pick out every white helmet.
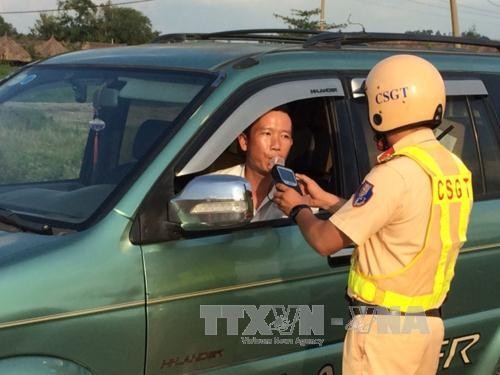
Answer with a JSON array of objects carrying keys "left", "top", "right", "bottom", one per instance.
[{"left": 365, "top": 54, "right": 446, "bottom": 133}]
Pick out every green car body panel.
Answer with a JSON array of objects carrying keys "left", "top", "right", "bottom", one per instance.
[
  {"left": 0, "top": 35, "right": 498, "bottom": 374},
  {"left": 0, "top": 212, "right": 145, "bottom": 374}
]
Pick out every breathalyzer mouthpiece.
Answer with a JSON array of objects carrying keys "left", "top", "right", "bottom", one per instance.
[{"left": 268, "top": 156, "right": 285, "bottom": 169}]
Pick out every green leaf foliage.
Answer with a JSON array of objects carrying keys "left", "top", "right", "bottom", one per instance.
[
  {"left": 0, "top": 15, "right": 17, "bottom": 36},
  {"left": 30, "top": 0, "right": 158, "bottom": 44}
]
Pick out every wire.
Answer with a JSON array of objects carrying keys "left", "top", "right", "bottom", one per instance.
[
  {"left": 455, "top": 2, "right": 500, "bottom": 15},
  {"left": 399, "top": 0, "right": 500, "bottom": 19},
  {"left": 431, "top": 0, "right": 500, "bottom": 16},
  {"left": 351, "top": 0, "right": 500, "bottom": 30},
  {"left": 0, "top": 0, "right": 153, "bottom": 15},
  {"left": 352, "top": 0, "right": 444, "bottom": 17},
  {"left": 404, "top": 0, "right": 449, "bottom": 11}
]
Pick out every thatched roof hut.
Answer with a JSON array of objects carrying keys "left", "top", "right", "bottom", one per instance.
[
  {"left": 0, "top": 35, "right": 32, "bottom": 63},
  {"left": 81, "top": 41, "right": 124, "bottom": 50},
  {"left": 35, "top": 36, "right": 68, "bottom": 57}
]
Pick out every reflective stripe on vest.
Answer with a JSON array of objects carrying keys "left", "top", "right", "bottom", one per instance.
[{"left": 348, "top": 144, "right": 473, "bottom": 312}]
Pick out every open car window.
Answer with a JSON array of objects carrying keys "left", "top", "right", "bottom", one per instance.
[{"left": 205, "top": 97, "right": 338, "bottom": 193}]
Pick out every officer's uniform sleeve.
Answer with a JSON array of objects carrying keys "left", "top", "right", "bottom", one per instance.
[{"left": 329, "top": 162, "right": 406, "bottom": 246}]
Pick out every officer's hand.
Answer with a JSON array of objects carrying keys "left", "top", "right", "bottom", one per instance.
[
  {"left": 295, "top": 174, "right": 327, "bottom": 205},
  {"left": 295, "top": 173, "right": 342, "bottom": 211},
  {"left": 274, "top": 183, "right": 310, "bottom": 216}
]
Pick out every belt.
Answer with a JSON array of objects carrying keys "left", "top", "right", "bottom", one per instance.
[{"left": 348, "top": 299, "right": 442, "bottom": 318}]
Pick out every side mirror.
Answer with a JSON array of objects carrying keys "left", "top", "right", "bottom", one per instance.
[{"left": 168, "top": 175, "right": 254, "bottom": 231}]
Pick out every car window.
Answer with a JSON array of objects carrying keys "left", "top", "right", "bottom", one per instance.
[
  {"left": 206, "top": 98, "right": 337, "bottom": 193},
  {"left": 435, "top": 97, "right": 482, "bottom": 195},
  {"left": 178, "top": 78, "right": 345, "bottom": 176},
  {"left": 0, "top": 79, "right": 90, "bottom": 184},
  {"left": 0, "top": 66, "right": 214, "bottom": 226},
  {"left": 469, "top": 96, "right": 500, "bottom": 194},
  {"left": 118, "top": 100, "right": 183, "bottom": 165},
  {"left": 483, "top": 74, "right": 500, "bottom": 124},
  {"left": 352, "top": 96, "right": 484, "bottom": 196},
  {"left": 171, "top": 97, "right": 338, "bottom": 227}
]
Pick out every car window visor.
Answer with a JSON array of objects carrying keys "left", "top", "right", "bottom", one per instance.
[{"left": 0, "top": 208, "right": 53, "bottom": 235}]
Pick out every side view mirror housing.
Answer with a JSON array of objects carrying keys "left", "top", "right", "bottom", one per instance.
[{"left": 168, "top": 175, "right": 254, "bottom": 231}]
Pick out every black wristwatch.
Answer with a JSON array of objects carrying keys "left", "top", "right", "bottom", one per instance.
[{"left": 289, "top": 204, "right": 312, "bottom": 223}]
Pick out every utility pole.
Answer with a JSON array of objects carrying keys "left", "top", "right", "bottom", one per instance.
[
  {"left": 449, "top": 0, "right": 460, "bottom": 37},
  {"left": 320, "top": 0, "right": 326, "bottom": 31}
]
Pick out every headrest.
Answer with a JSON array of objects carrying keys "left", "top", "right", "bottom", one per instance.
[
  {"left": 93, "top": 88, "right": 119, "bottom": 108},
  {"left": 287, "top": 125, "right": 315, "bottom": 172},
  {"left": 133, "top": 119, "right": 172, "bottom": 160}
]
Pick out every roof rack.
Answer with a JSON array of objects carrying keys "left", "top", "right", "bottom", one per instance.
[
  {"left": 304, "top": 32, "right": 500, "bottom": 52},
  {"left": 152, "top": 29, "right": 321, "bottom": 44}
]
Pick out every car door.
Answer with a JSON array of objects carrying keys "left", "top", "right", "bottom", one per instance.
[{"left": 140, "top": 75, "right": 358, "bottom": 374}]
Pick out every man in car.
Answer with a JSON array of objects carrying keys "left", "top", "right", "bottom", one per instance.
[{"left": 211, "top": 106, "right": 293, "bottom": 221}]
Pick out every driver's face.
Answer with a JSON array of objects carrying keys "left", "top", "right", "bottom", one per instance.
[{"left": 238, "top": 110, "right": 293, "bottom": 176}]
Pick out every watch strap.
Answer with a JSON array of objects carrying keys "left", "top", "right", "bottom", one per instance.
[{"left": 289, "top": 204, "right": 311, "bottom": 223}]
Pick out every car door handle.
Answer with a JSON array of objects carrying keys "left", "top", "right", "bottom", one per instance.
[{"left": 327, "top": 247, "right": 354, "bottom": 268}]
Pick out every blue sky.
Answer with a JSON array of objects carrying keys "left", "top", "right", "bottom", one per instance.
[{"left": 1, "top": 0, "right": 499, "bottom": 39}]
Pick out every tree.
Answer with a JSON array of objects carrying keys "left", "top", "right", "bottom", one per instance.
[
  {"left": 405, "top": 29, "right": 444, "bottom": 36},
  {"left": 31, "top": 0, "right": 158, "bottom": 44},
  {"left": 0, "top": 15, "right": 17, "bottom": 36},
  {"left": 31, "top": 14, "right": 65, "bottom": 40},
  {"left": 405, "top": 27, "right": 489, "bottom": 40},
  {"left": 58, "top": 0, "right": 99, "bottom": 42},
  {"left": 274, "top": 8, "right": 345, "bottom": 31},
  {"left": 31, "top": 0, "right": 98, "bottom": 42},
  {"left": 274, "top": 8, "right": 321, "bottom": 30},
  {"left": 99, "top": 3, "right": 157, "bottom": 44},
  {"left": 461, "top": 25, "right": 489, "bottom": 39}
]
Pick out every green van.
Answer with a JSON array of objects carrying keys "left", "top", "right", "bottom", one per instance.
[{"left": 0, "top": 31, "right": 498, "bottom": 374}]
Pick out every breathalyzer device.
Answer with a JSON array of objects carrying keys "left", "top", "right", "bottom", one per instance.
[{"left": 271, "top": 164, "right": 302, "bottom": 194}]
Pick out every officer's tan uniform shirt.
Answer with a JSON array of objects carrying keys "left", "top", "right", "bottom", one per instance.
[{"left": 330, "top": 128, "right": 437, "bottom": 278}]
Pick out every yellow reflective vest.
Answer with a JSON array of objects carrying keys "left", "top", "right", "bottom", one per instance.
[{"left": 348, "top": 142, "right": 473, "bottom": 313}]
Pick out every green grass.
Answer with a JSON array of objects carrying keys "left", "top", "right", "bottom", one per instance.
[
  {"left": 0, "top": 103, "right": 89, "bottom": 184},
  {"left": 0, "top": 64, "right": 15, "bottom": 79}
]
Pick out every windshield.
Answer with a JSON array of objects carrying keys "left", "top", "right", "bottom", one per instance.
[{"left": 0, "top": 65, "right": 214, "bottom": 227}]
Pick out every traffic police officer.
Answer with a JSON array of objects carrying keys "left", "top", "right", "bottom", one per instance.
[{"left": 274, "top": 54, "right": 473, "bottom": 374}]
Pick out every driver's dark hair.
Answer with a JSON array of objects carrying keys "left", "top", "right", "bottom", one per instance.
[{"left": 243, "top": 105, "right": 291, "bottom": 137}]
